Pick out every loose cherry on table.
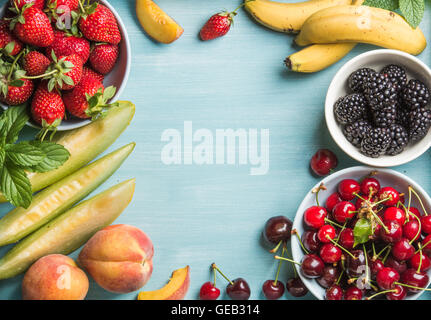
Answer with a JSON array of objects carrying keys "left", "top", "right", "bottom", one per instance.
[
  {"left": 199, "top": 282, "right": 221, "bottom": 300},
  {"left": 212, "top": 263, "right": 251, "bottom": 300},
  {"left": 392, "top": 238, "right": 415, "bottom": 261},
  {"left": 332, "top": 201, "right": 357, "bottom": 224},
  {"left": 325, "top": 284, "right": 343, "bottom": 300},
  {"left": 286, "top": 277, "right": 308, "bottom": 297},
  {"left": 360, "top": 177, "right": 381, "bottom": 196},
  {"left": 383, "top": 207, "right": 406, "bottom": 226},
  {"left": 338, "top": 179, "right": 360, "bottom": 201},
  {"left": 310, "top": 149, "right": 338, "bottom": 176},
  {"left": 263, "top": 216, "right": 293, "bottom": 251},
  {"left": 262, "top": 280, "right": 285, "bottom": 300}
]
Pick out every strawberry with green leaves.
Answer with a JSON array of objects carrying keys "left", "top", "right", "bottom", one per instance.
[
  {"left": 63, "top": 76, "right": 117, "bottom": 119},
  {"left": 45, "top": 0, "right": 79, "bottom": 21},
  {"left": 10, "top": 4, "right": 54, "bottom": 47},
  {"left": 89, "top": 43, "right": 118, "bottom": 75},
  {"left": 0, "top": 19, "right": 22, "bottom": 55},
  {"left": 45, "top": 52, "right": 83, "bottom": 90},
  {"left": 46, "top": 30, "right": 90, "bottom": 63},
  {"left": 31, "top": 82, "right": 65, "bottom": 140},
  {"left": 78, "top": 1, "right": 121, "bottom": 45},
  {"left": 10, "top": 0, "right": 45, "bottom": 11},
  {"left": 22, "top": 51, "right": 50, "bottom": 76}
]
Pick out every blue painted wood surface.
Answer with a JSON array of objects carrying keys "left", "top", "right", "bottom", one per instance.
[{"left": 0, "top": 0, "right": 431, "bottom": 300}]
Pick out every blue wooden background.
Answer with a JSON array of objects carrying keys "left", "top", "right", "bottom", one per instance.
[{"left": 0, "top": 0, "right": 431, "bottom": 300}]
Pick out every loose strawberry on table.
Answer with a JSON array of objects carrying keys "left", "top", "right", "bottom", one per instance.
[{"left": 89, "top": 43, "right": 118, "bottom": 75}]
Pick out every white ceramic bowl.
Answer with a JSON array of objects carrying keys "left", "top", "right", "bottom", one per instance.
[
  {"left": 291, "top": 166, "right": 431, "bottom": 300},
  {"left": 325, "top": 49, "right": 431, "bottom": 167},
  {"left": 0, "top": 0, "right": 131, "bottom": 131}
]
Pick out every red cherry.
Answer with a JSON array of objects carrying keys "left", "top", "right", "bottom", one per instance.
[
  {"left": 339, "top": 228, "right": 354, "bottom": 249},
  {"left": 325, "top": 284, "right": 343, "bottom": 300},
  {"left": 344, "top": 286, "right": 363, "bottom": 300},
  {"left": 317, "top": 225, "right": 336, "bottom": 243},
  {"left": 310, "top": 149, "right": 338, "bottom": 176},
  {"left": 326, "top": 192, "right": 342, "bottom": 213},
  {"left": 304, "top": 206, "right": 327, "bottom": 229},
  {"left": 226, "top": 278, "right": 251, "bottom": 300},
  {"left": 385, "top": 256, "right": 408, "bottom": 275},
  {"left": 386, "top": 284, "right": 407, "bottom": 300},
  {"left": 409, "top": 252, "right": 431, "bottom": 272},
  {"left": 392, "top": 238, "right": 415, "bottom": 261},
  {"left": 301, "top": 230, "right": 320, "bottom": 252},
  {"left": 338, "top": 179, "right": 360, "bottom": 201},
  {"left": 403, "top": 219, "right": 421, "bottom": 242},
  {"left": 319, "top": 243, "right": 342, "bottom": 264},
  {"left": 422, "top": 234, "right": 431, "bottom": 256},
  {"left": 371, "top": 259, "right": 384, "bottom": 278},
  {"left": 333, "top": 201, "right": 356, "bottom": 224},
  {"left": 286, "top": 277, "right": 308, "bottom": 297},
  {"left": 408, "top": 207, "right": 422, "bottom": 219},
  {"left": 400, "top": 269, "right": 429, "bottom": 293},
  {"left": 301, "top": 254, "right": 325, "bottom": 278},
  {"left": 421, "top": 216, "right": 431, "bottom": 234},
  {"left": 360, "top": 177, "right": 381, "bottom": 196},
  {"left": 380, "top": 220, "right": 402, "bottom": 244},
  {"left": 383, "top": 207, "right": 406, "bottom": 225},
  {"left": 376, "top": 267, "right": 399, "bottom": 290},
  {"left": 377, "top": 187, "right": 399, "bottom": 206},
  {"left": 262, "top": 280, "right": 285, "bottom": 300},
  {"left": 355, "top": 195, "right": 375, "bottom": 210},
  {"left": 200, "top": 282, "right": 221, "bottom": 300}
]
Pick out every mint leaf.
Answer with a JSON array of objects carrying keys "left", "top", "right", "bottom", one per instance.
[
  {"left": 0, "top": 163, "right": 32, "bottom": 208},
  {"left": 5, "top": 142, "right": 45, "bottom": 166},
  {"left": 363, "top": 0, "right": 399, "bottom": 10},
  {"left": 25, "top": 141, "right": 70, "bottom": 173},
  {"left": 399, "top": 0, "right": 424, "bottom": 28},
  {"left": 353, "top": 218, "right": 373, "bottom": 247},
  {"left": 1, "top": 105, "right": 29, "bottom": 144}
]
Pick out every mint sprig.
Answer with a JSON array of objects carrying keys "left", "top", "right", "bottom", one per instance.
[
  {"left": 0, "top": 105, "right": 70, "bottom": 208},
  {"left": 363, "top": 0, "right": 425, "bottom": 28}
]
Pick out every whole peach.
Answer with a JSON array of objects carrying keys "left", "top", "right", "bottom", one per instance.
[
  {"left": 22, "top": 254, "right": 89, "bottom": 300},
  {"left": 78, "top": 224, "right": 154, "bottom": 293}
]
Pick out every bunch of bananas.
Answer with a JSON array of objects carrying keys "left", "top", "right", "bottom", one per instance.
[{"left": 244, "top": 0, "right": 427, "bottom": 72}]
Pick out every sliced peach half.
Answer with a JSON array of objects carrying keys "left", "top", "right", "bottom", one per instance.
[
  {"left": 137, "top": 266, "right": 190, "bottom": 300},
  {"left": 136, "top": 0, "right": 184, "bottom": 44}
]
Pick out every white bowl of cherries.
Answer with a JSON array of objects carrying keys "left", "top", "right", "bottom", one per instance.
[{"left": 290, "top": 166, "right": 431, "bottom": 300}]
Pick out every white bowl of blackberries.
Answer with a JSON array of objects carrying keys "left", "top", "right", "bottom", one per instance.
[{"left": 325, "top": 49, "right": 431, "bottom": 167}]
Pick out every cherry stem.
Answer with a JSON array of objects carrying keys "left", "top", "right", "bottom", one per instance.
[
  {"left": 292, "top": 229, "right": 309, "bottom": 255},
  {"left": 373, "top": 244, "right": 390, "bottom": 261},
  {"left": 336, "top": 269, "right": 344, "bottom": 285},
  {"left": 326, "top": 236, "right": 357, "bottom": 260},
  {"left": 273, "top": 245, "right": 286, "bottom": 286},
  {"left": 312, "top": 183, "right": 326, "bottom": 207},
  {"left": 353, "top": 192, "right": 366, "bottom": 201},
  {"left": 269, "top": 240, "right": 282, "bottom": 254},
  {"left": 409, "top": 212, "right": 422, "bottom": 245},
  {"left": 366, "top": 289, "right": 397, "bottom": 300},
  {"left": 335, "top": 221, "right": 348, "bottom": 244},
  {"left": 211, "top": 263, "right": 233, "bottom": 286},
  {"left": 213, "top": 265, "right": 217, "bottom": 287},
  {"left": 372, "top": 242, "right": 377, "bottom": 259},
  {"left": 417, "top": 239, "right": 431, "bottom": 254},
  {"left": 369, "top": 208, "right": 389, "bottom": 233},
  {"left": 372, "top": 196, "right": 392, "bottom": 207},
  {"left": 324, "top": 218, "right": 344, "bottom": 229},
  {"left": 395, "top": 281, "right": 431, "bottom": 291},
  {"left": 274, "top": 256, "right": 301, "bottom": 266},
  {"left": 382, "top": 245, "right": 392, "bottom": 264},
  {"left": 409, "top": 186, "right": 429, "bottom": 216}
]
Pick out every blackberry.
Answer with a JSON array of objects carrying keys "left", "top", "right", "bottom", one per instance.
[
  {"left": 380, "top": 64, "right": 407, "bottom": 92},
  {"left": 348, "top": 68, "right": 376, "bottom": 93},
  {"left": 409, "top": 107, "right": 431, "bottom": 141},
  {"left": 386, "top": 124, "right": 409, "bottom": 156},
  {"left": 396, "top": 106, "right": 410, "bottom": 130},
  {"left": 401, "top": 79, "right": 430, "bottom": 109},
  {"left": 363, "top": 72, "right": 397, "bottom": 111},
  {"left": 360, "top": 127, "right": 391, "bottom": 158},
  {"left": 334, "top": 93, "right": 367, "bottom": 124},
  {"left": 372, "top": 104, "right": 397, "bottom": 128},
  {"left": 343, "top": 120, "right": 372, "bottom": 147}
]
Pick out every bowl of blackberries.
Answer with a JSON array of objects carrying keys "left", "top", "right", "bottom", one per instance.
[
  {"left": 325, "top": 49, "right": 431, "bottom": 167},
  {"left": 291, "top": 166, "right": 431, "bottom": 300}
]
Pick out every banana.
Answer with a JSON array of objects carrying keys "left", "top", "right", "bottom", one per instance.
[
  {"left": 295, "top": 5, "right": 427, "bottom": 55},
  {"left": 286, "top": 43, "right": 356, "bottom": 72},
  {"left": 244, "top": 0, "right": 353, "bottom": 33}
]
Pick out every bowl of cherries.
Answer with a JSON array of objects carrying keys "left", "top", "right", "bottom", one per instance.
[{"left": 291, "top": 166, "right": 431, "bottom": 300}]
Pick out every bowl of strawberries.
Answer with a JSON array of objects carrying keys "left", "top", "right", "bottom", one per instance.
[
  {"left": 0, "top": 0, "right": 130, "bottom": 133},
  {"left": 291, "top": 166, "right": 431, "bottom": 300}
]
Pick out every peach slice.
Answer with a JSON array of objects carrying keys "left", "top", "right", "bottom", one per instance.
[
  {"left": 136, "top": 0, "right": 184, "bottom": 44},
  {"left": 137, "top": 266, "right": 190, "bottom": 300}
]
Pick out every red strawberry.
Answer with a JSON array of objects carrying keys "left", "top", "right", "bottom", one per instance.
[
  {"left": 46, "top": 30, "right": 90, "bottom": 63},
  {"left": 45, "top": 0, "right": 79, "bottom": 21},
  {"left": 10, "top": 0, "right": 45, "bottom": 11},
  {"left": 23, "top": 51, "right": 50, "bottom": 76},
  {"left": 79, "top": 3, "right": 121, "bottom": 45},
  {"left": 0, "top": 78, "right": 33, "bottom": 105},
  {"left": 89, "top": 43, "right": 118, "bottom": 75},
  {"left": 11, "top": 6, "right": 54, "bottom": 47},
  {"left": 200, "top": 11, "right": 237, "bottom": 41},
  {"left": 63, "top": 77, "right": 117, "bottom": 119},
  {"left": 45, "top": 53, "right": 83, "bottom": 90},
  {"left": 31, "top": 82, "right": 65, "bottom": 137},
  {"left": 0, "top": 19, "right": 22, "bottom": 55},
  {"left": 82, "top": 66, "right": 104, "bottom": 83}
]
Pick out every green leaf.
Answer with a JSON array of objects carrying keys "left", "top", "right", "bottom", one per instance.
[
  {"left": 399, "top": 0, "right": 424, "bottom": 28},
  {"left": 1, "top": 104, "right": 29, "bottom": 144},
  {"left": 5, "top": 141, "right": 45, "bottom": 166},
  {"left": 363, "top": 0, "right": 399, "bottom": 10},
  {"left": 9, "top": 79, "right": 24, "bottom": 87},
  {"left": 353, "top": 218, "right": 373, "bottom": 247},
  {"left": 103, "top": 86, "right": 117, "bottom": 101},
  {"left": 3, "top": 42, "right": 15, "bottom": 55},
  {"left": 0, "top": 163, "right": 32, "bottom": 208},
  {"left": 24, "top": 141, "right": 70, "bottom": 173}
]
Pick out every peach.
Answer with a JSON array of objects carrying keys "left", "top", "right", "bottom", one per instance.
[
  {"left": 22, "top": 254, "right": 89, "bottom": 300},
  {"left": 137, "top": 266, "right": 190, "bottom": 300},
  {"left": 78, "top": 224, "right": 154, "bottom": 293}
]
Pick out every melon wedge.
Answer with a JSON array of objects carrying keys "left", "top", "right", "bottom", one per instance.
[{"left": 0, "top": 179, "right": 135, "bottom": 279}]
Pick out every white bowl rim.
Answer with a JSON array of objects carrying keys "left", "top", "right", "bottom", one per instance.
[
  {"left": 291, "top": 165, "right": 431, "bottom": 300},
  {"left": 325, "top": 49, "right": 431, "bottom": 167},
  {"left": 0, "top": 0, "right": 131, "bottom": 131}
]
